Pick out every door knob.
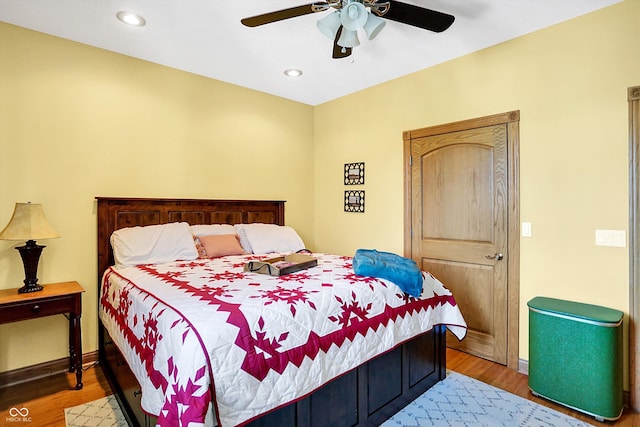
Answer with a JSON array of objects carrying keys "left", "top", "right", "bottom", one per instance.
[{"left": 485, "top": 253, "right": 504, "bottom": 261}]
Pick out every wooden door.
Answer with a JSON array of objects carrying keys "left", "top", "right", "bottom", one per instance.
[{"left": 403, "top": 112, "right": 520, "bottom": 366}]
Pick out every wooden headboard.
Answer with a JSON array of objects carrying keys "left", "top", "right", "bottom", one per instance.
[{"left": 96, "top": 197, "right": 285, "bottom": 282}]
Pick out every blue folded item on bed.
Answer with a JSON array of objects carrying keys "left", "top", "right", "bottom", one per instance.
[{"left": 352, "top": 249, "right": 423, "bottom": 297}]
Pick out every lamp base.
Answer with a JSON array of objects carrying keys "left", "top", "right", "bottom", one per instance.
[
  {"left": 15, "top": 240, "right": 46, "bottom": 294},
  {"left": 18, "top": 283, "right": 44, "bottom": 293}
]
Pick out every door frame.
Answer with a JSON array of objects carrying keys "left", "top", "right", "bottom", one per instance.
[
  {"left": 403, "top": 111, "right": 521, "bottom": 370},
  {"left": 628, "top": 85, "right": 640, "bottom": 410}
]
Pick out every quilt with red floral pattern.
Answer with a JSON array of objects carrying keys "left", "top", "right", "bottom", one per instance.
[{"left": 99, "top": 253, "right": 467, "bottom": 427}]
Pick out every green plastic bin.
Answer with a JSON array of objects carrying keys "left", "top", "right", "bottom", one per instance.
[{"left": 528, "top": 297, "right": 623, "bottom": 421}]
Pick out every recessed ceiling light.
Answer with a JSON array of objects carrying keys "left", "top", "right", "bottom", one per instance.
[
  {"left": 284, "top": 69, "right": 303, "bottom": 77},
  {"left": 116, "top": 11, "right": 146, "bottom": 27}
]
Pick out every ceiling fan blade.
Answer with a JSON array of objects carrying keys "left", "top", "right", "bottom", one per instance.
[
  {"left": 332, "top": 26, "right": 352, "bottom": 59},
  {"left": 241, "top": 3, "right": 325, "bottom": 27},
  {"left": 382, "top": 1, "right": 454, "bottom": 33}
]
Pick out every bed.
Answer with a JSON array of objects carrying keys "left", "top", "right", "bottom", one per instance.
[{"left": 96, "top": 197, "right": 466, "bottom": 427}]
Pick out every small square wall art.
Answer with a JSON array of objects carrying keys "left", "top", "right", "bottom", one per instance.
[
  {"left": 344, "top": 190, "right": 365, "bottom": 213},
  {"left": 344, "top": 162, "right": 365, "bottom": 185}
]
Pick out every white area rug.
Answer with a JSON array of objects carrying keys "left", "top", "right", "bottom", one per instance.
[
  {"left": 64, "top": 395, "right": 127, "bottom": 427},
  {"left": 383, "top": 371, "right": 594, "bottom": 427},
  {"left": 65, "top": 372, "right": 594, "bottom": 427}
]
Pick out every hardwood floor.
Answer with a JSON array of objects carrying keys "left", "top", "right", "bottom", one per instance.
[
  {"left": 0, "top": 350, "right": 638, "bottom": 426},
  {"left": 0, "top": 362, "right": 111, "bottom": 427}
]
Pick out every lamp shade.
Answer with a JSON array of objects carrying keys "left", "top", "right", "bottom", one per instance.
[
  {"left": 0, "top": 203, "right": 60, "bottom": 241},
  {"left": 363, "top": 13, "right": 385, "bottom": 40},
  {"left": 338, "top": 28, "right": 360, "bottom": 48},
  {"left": 317, "top": 11, "right": 342, "bottom": 40}
]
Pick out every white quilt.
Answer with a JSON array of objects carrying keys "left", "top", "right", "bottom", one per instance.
[{"left": 99, "top": 253, "right": 467, "bottom": 426}]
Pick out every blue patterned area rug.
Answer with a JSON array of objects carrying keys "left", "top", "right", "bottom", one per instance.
[
  {"left": 383, "top": 371, "right": 594, "bottom": 427},
  {"left": 64, "top": 395, "right": 128, "bottom": 427}
]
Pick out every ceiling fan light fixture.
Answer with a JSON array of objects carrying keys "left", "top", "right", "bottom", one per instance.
[
  {"left": 340, "top": 2, "right": 368, "bottom": 31},
  {"left": 317, "top": 11, "right": 341, "bottom": 40},
  {"left": 338, "top": 28, "right": 360, "bottom": 48},
  {"left": 363, "top": 12, "right": 385, "bottom": 40}
]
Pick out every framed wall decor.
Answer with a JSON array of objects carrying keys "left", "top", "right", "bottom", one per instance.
[
  {"left": 344, "top": 190, "right": 365, "bottom": 213},
  {"left": 344, "top": 162, "right": 365, "bottom": 185}
]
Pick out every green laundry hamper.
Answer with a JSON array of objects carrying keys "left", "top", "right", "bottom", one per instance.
[{"left": 528, "top": 297, "right": 623, "bottom": 421}]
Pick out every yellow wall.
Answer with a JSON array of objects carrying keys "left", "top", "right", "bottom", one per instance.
[
  {"left": 0, "top": 22, "right": 315, "bottom": 372},
  {"left": 314, "top": 0, "right": 639, "bottom": 366},
  {"left": 1, "top": 0, "right": 638, "bottom": 376}
]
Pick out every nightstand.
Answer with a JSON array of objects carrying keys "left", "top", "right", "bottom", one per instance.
[{"left": 0, "top": 281, "right": 85, "bottom": 389}]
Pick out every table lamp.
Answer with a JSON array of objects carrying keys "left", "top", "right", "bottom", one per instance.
[{"left": 0, "top": 202, "right": 60, "bottom": 293}]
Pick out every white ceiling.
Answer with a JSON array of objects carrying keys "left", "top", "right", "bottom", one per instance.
[{"left": 0, "top": 0, "right": 621, "bottom": 105}]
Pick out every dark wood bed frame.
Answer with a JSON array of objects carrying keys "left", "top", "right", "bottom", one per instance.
[{"left": 96, "top": 197, "right": 446, "bottom": 427}]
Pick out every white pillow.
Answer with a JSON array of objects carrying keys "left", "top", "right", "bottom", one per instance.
[
  {"left": 111, "top": 222, "right": 199, "bottom": 268},
  {"left": 233, "top": 224, "right": 253, "bottom": 253},
  {"left": 190, "top": 224, "right": 236, "bottom": 236},
  {"left": 234, "top": 223, "right": 305, "bottom": 254}
]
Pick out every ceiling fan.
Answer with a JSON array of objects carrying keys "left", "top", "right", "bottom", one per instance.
[{"left": 241, "top": 0, "right": 455, "bottom": 59}]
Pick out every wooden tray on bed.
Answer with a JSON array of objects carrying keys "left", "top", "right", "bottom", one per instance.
[{"left": 244, "top": 253, "right": 317, "bottom": 276}]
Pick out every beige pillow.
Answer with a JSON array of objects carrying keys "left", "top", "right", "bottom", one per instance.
[{"left": 199, "top": 234, "right": 245, "bottom": 258}]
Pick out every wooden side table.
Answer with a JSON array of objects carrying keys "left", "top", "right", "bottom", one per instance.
[{"left": 0, "top": 281, "right": 85, "bottom": 389}]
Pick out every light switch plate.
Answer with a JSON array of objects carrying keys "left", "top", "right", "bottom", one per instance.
[
  {"left": 595, "top": 229, "right": 626, "bottom": 247},
  {"left": 522, "top": 222, "right": 532, "bottom": 237}
]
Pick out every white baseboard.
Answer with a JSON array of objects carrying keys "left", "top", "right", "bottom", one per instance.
[{"left": 518, "top": 358, "right": 529, "bottom": 375}]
